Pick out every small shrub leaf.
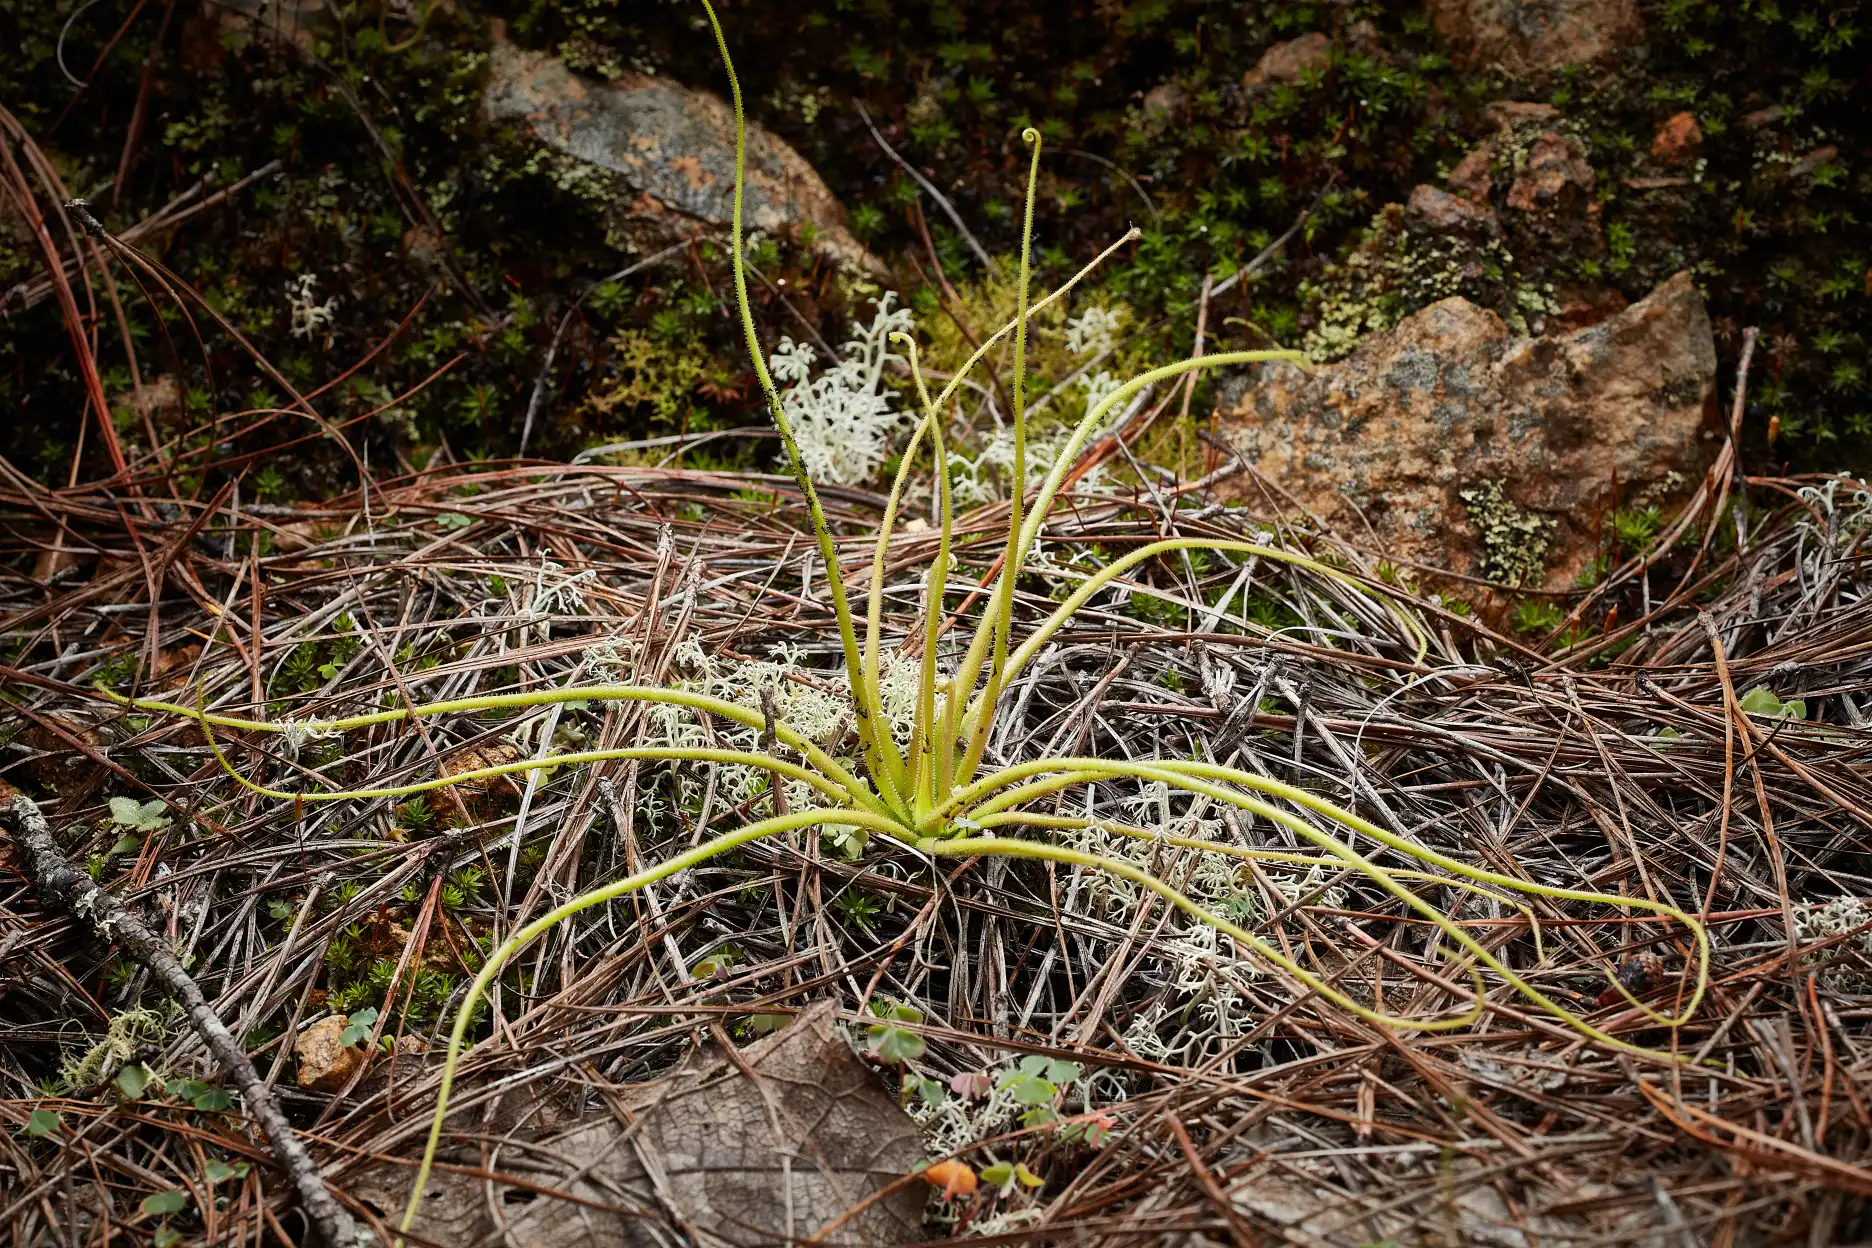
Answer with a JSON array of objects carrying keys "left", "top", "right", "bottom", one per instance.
[{"left": 140, "top": 1191, "right": 188, "bottom": 1217}]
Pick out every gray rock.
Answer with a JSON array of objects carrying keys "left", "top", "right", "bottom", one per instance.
[
  {"left": 1407, "top": 184, "right": 1501, "bottom": 237},
  {"left": 1242, "top": 32, "right": 1333, "bottom": 86},
  {"left": 1141, "top": 82, "right": 1188, "bottom": 126},
  {"left": 484, "top": 38, "right": 874, "bottom": 271},
  {"left": 1426, "top": 0, "right": 1643, "bottom": 76}
]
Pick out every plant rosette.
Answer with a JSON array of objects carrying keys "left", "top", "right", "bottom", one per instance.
[{"left": 105, "top": 3, "right": 1711, "bottom": 1240}]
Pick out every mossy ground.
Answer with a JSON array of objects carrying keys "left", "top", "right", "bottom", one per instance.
[{"left": 1, "top": 0, "right": 1865, "bottom": 497}]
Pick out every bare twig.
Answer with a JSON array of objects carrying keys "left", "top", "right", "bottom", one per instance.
[
  {"left": 3, "top": 795, "right": 366, "bottom": 1248},
  {"left": 854, "top": 99, "right": 993, "bottom": 271}
]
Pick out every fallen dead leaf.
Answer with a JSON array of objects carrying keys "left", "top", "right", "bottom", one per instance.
[
  {"left": 354, "top": 1001, "right": 926, "bottom": 1246},
  {"left": 436, "top": 741, "right": 522, "bottom": 821},
  {"left": 924, "top": 1159, "right": 976, "bottom": 1200}
]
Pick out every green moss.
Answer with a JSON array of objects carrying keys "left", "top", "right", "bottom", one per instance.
[
  {"left": 1, "top": 0, "right": 1866, "bottom": 484},
  {"left": 1298, "top": 207, "right": 1550, "bottom": 361},
  {"left": 1511, "top": 598, "right": 1567, "bottom": 634},
  {"left": 61, "top": 1008, "right": 168, "bottom": 1091}
]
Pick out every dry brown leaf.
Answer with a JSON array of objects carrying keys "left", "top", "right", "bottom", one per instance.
[
  {"left": 436, "top": 741, "right": 522, "bottom": 821},
  {"left": 353, "top": 1001, "right": 926, "bottom": 1247}
]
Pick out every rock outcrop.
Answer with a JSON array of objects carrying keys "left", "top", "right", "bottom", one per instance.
[
  {"left": 1243, "top": 32, "right": 1333, "bottom": 86},
  {"left": 1503, "top": 131, "right": 1595, "bottom": 213},
  {"left": 484, "top": 37, "right": 874, "bottom": 272},
  {"left": 1426, "top": 0, "right": 1643, "bottom": 75},
  {"left": 1407, "top": 184, "right": 1501, "bottom": 237},
  {"left": 1219, "top": 272, "right": 1719, "bottom": 589},
  {"left": 294, "top": 1015, "right": 364, "bottom": 1093},
  {"left": 1651, "top": 112, "right": 1703, "bottom": 165}
]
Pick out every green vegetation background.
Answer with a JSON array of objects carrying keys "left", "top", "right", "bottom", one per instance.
[{"left": 1, "top": 0, "right": 1866, "bottom": 501}]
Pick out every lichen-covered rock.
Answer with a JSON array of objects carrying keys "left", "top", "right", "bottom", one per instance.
[
  {"left": 1219, "top": 272, "right": 1718, "bottom": 588},
  {"left": 483, "top": 36, "right": 874, "bottom": 272},
  {"left": 1427, "top": 0, "right": 1643, "bottom": 76},
  {"left": 1445, "top": 105, "right": 1568, "bottom": 204},
  {"left": 1294, "top": 202, "right": 1539, "bottom": 362},
  {"left": 295, "top": 1015, "right": 363, "bottom": 1093},
  {"left": 1447, "top": 146, "right": 1497, "bottom": 204},
  {"left": 1441, "top": 114, "right": 1602, "bottom": 262},
  {"left": 1242, "top": 32, "right": 1333, "bottom": 86}
]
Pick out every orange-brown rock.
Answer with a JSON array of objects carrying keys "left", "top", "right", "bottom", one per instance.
[
  {"left": 435, "top": 740, "right": 523, "bottom": 822},
  {"left": 1549, "top": 285, "right": 1630, "bottom": 333},
  {"left": 295, "top": 1015, "right": 364, "bottom": 1093},
  {"left": 1243, "top": 33, "right": 1332, "bottom": 86},
  {"left": 1407, "top": 184, "right": 1500, "bottom": 237},
  {"left": 1650, "top": 112, "right": 1702, "bottom": 165},
  {"left": 1218, "top": 273, "right": 1718, "bottom": 588},
  {"left": 1447, "top": 145, "right": 1496, "bottom": 203}
]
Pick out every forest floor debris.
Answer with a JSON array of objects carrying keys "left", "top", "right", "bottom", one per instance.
[{"left": 3, "top": 450, "right": 1870, "bottom": 1244}]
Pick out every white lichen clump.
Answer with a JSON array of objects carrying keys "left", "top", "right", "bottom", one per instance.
[
  {"left": 1798, "top": 477, "right": 1872, "bottom": 542},
  {"left": 950, "top": 419, "right": 1085, "bottom": 507},
  {"left": 635, "top": 638, "right": 937, "bottom": 856},
  {"left": 287, "top": 273, "right": 338, "bottom": 340},
  {"left": 1065, "top": 304, "right": 1126, "bottom": 412},
  {"left": 1064, "top": 304, "right": 1124, "bottom": 357},
  {"left": 1064, "top": 784, "right": 1352, "bottom": 1060},
  {"left": 907, "top": 1076, "right": 1024, "bottom": 1160},
  {"left": 769, "top": 293, "right": 915, "bottom": 485},
  {"left": 1793, "top": 895, "right": 1872, "bottom": 988}
]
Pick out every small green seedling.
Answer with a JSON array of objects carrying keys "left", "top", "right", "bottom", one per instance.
[
  {"left": 998, "top": 1054, "right": 1082, "bottom": 1125},
  {"left": 339, "top": 1008, "right": 379, "bottom": 1048},
  {"left": 979, "top": 1159, "right": 1046, "bottom": 1196},
  {"left": 24, "top": 1108, "right": 60, "bottom": 1138},
  {"left": 741, "top": 1012, "right": 789, "bottom": 1037},
  {"left": 109, "top": 796, "right": 170, "bottom": 833},
  {"left": 115, "top": 1062, "right": 157, "bottom": 1100},
  {"left": 139, "top": 1191, "right": 188, "bottom": 1217},
  {"left": 170, "top": 1078, "right": 235, "bottom": 1112},
  {"left": 1738, "top": 686, "right": 1807, "bottom": 720},
  {"left": 204, "top": 1158, "right": 250, "bottom": 1184},
  {"left": 867, "top": 1002, "right": 928, "bottom": 1065},
  {"left": 997, "top": 1055, "right": 1080, "bottom": 1106},
  {"left": 906, "top": 1076, "right": 947, "bottom": 1107}
]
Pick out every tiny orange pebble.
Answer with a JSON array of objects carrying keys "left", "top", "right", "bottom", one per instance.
[{"left": 923, "top": 1160, "right": 977, "bottom": 1199}]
